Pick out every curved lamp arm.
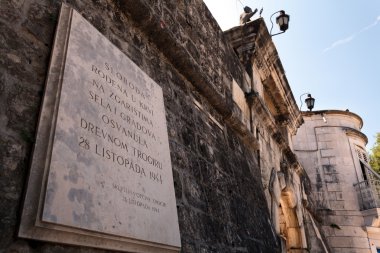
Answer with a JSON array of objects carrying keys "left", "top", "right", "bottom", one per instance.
[
  {"left": 270, "top": 10, "right": 281, "bottom": 35},
  {"left": 299, "top": 93, "right": 310, "bottom": 111}
]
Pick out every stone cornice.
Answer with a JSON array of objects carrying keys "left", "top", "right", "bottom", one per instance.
[
  {"left": 344, "top": 127, "right": 368, "bottom": 145},
  {"left": 252, "top": 19, "right": 303, "bottom": 133},
  {"left": 302, "top": 110, "right": 363, "bottom": 129}
]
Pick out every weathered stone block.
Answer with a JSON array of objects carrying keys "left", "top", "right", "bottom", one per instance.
[
  {"left": 324, "top": 215, "right": 364, "bottom": 226},
  {"left": 332, "top": 226, "right": 368, "bottom": 237},
  {"left": 333, "top": 248, "right": 371, "bottom": 253},
  {"left": 324, "top": 173, "right": 339, "bottom": 183},
  {"left": 327, "top": 236, "right": 370, "bottom": 248},
  {"left": 323, "top": 164, "right": 337, "bottom": 174},
  {"left": 326, "top": 183, "right": 342, "bottom": 192},
  {"left": 321, "top": 149, "right": 335, "bottom": 158},
  {"left": 329, "top": 200, "right": 345, "bottom": 210}
]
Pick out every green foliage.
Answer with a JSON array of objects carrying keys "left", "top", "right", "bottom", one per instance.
[{"left": 370, "top": 133, "right": 380, "bottom": 173}]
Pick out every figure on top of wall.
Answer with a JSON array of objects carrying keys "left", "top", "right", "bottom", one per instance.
[{"left": 240, "top": 6, "right": 258, "bottom": 25}]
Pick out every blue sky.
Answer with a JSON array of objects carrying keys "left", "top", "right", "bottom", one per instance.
[{"left": 204, "top": 0, "right": 380, "bottom": 151}]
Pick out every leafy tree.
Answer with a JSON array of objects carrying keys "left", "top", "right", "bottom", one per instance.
[{"left": 370, "top": 133, "right": 380, "bottom": 173}]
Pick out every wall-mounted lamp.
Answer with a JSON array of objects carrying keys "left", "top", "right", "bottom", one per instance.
[
  {"left": 300, "top": 93, "right": 315, "bottom": 111},
  {"left": 270, "top": 10, "right": 290, "bottom": 36},
  {"left": 305, "top": 94, "right": 315, "bottom": 111}
]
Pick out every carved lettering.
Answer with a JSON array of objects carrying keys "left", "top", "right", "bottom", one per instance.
[
  {"left": 80, "top": 118, "right": 129, "bottom": 152},
  {"left": 88, "top": 90, "right": 116, "bottom": 114},
  {"left": 132, "top": 146, "right": 162, "bottom": 170},
  {"left": 104, "top": 62, "right": 148, "bottom": 100},
  {"left": 101, "top": 114, "right": 149, "bottom": 148},
  {"left": 94, "top": 143, "right": 147, "bottom": 178}
]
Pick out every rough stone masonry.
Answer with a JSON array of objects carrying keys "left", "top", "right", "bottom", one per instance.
[{"left": 0, "top": 0, "right": 280, "bottom": 252}]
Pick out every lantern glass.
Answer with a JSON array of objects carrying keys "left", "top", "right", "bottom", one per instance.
[
  {"left": 305, "top": 94, "right": 315, "bottom": 111},
  {"left": 276, "top": 12, "right": 289, "bottom": 32},
  {"left": 278, "top": 17, "right": 284, "bottom": 26}
]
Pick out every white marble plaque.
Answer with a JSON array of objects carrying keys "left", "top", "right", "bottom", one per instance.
[{"left": 19, "top": 4, "right": 180, "bottom": 252}]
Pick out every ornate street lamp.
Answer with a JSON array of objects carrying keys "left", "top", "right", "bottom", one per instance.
[
  {"left": 305, "top": 94, "right": 315, "bottom": 111},
  {"left": 300, "top": 93, "right": 316, "bottom": 111},
  {"left": 270, "top": 10, "right": 290, "bottom": 36}
]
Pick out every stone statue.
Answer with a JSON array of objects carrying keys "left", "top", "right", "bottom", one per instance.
[{"left": 240, "top": 6, "right": 258, "bottom": 25}]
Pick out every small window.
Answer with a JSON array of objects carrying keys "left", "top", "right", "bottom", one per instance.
[
  {"left": 360, "top": 161, "right": 368, "bottom": 181},
  {"left": 356, "top": 146, "right": 369, "bottom": 164}
]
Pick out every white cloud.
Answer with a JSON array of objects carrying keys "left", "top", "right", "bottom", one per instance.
[
  {"left": 323, "top": 15, "right": 380, "bottom": 53},
  {"left": 323, "top": 35, "right": 355, "bottom": 53},
  {"left": 362, "top": 15, "right": 380, "bottom": 31}
]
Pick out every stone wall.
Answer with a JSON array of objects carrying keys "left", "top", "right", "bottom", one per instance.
[{"left": 0, "top": 0, "right": 279, "bottom": 252}]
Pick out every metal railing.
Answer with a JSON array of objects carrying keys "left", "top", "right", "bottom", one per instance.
[{"left": 354, "top": 166, "right": 380, "bottom": 210}]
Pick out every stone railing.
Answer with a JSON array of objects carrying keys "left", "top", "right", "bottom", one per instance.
[{"left": 354, "top": 167, "right": 380, "bottom": 210}]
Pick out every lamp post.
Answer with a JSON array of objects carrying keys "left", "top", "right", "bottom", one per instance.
[
  {"left": 300, "top": 93, "right": 315, "bottom": 111},
  {"left": 270, "top": 10, "right": 290, "bottom": 36}
]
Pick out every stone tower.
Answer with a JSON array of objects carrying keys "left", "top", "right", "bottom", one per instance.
[{"left": 293, "top": 110, "right": 380, "bottom": 252}]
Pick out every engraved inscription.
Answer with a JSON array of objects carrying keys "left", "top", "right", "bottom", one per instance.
[
  {"left": 78, "top": 62, "right": 165, "bottom": 184},
  {"left": 19, "top": 6, "right": 180, "bottom": 250},
  {"left": 41, "top": 10, "right": 180, "bottom": 247}
]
